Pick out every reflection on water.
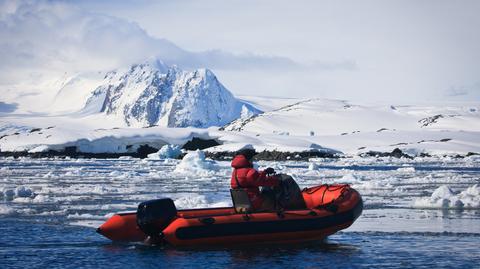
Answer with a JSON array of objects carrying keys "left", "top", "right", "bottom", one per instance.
[{"left": 1, "top": 219, "right": 479, "bottom": 269}]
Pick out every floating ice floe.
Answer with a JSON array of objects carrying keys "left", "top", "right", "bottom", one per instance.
[
  {"left": 308, "top": 163, "right": 319, "bottom": 170},
  {"left": 43, "top": 171, "right": 58, "bottom": 178},
  {"left": 396, "top": 166, "right": 415, "bottom": 173},
  {"left": 147, "top": 144, "right": 183, "bottom": 160},
  {"left": 67, "top": 212, "right": 110, "bottom": 220},
  {"left": 89, "top": 185, "right": 112, "bottom": 194},
  {"left": 108, "top": 171, "right": 123, "bottom": 177},
  {"left": 413, "top": 185, "right": 480, "bottom": 209},
  {"left": 340, "top": 173, "right": 361, "bottom": 183},
  {"left": 0, "top": 205, "right": 14, "bottom": 215},
  {"left": 393, "top": 186, "right": 407, "bottom": 193},
  {"left": 352, "top": 180, "right": 393, "bottom": 190},
  {"left": 64, "top": 169, "right": 82, "bottom": 176},
  {"left": 108, "top": 170, "right": 140, "bottom": 179},
  {"left": 173, "top": 194, "right": 230, "bottom": 209},
  {"left": 118, "top": 156, "right": 135, "bottom": 160},
  {"left": 174, "top": 150, "right": 219, "bottom": 175},
  {"left": 1, "top": 186, "right": 35, "bottom": 201},
  {"left": 32, "top": 194, "right": 50, "bottom": 203}
]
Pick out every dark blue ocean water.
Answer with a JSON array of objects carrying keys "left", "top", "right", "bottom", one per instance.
[{"left": 1, "top": 218, "right": 479, "bottom": 269}]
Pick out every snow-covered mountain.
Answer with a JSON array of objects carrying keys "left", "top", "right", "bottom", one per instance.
[
  {"left": 216, "top": 97, "right": 480, "bottom": 154},
  {"left": 222, "top": 98, "right": 480, "bottom": 135},
  {"left": 83, "top": 60, "right": 260, "bottom": 128},
  {"left": 2, "top": 96, "right": 479, "bottom": 156}
]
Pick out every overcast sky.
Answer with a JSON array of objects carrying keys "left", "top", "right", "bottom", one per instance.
[{"left": 1, "top": 0, "right": 479, "bottom": 103}]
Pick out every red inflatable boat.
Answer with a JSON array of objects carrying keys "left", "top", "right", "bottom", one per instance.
[{"left": 97, "top": 184, "right": 362, "bottom": 247}]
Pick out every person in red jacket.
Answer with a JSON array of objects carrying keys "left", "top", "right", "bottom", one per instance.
[{"left": 231, "top": 148, "right": 279, "bottom": 211}]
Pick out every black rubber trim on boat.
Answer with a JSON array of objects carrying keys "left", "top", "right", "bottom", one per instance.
[
  {"left": 199, "top": 217, "right": 216, "bottom": 225},
  {"left": 175, "top": 200, "right": 363, "bottom": 240}
]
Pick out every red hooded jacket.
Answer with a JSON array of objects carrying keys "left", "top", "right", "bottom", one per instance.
[{"left": 231, "top": 155, "right": 279, "bottom": 209}]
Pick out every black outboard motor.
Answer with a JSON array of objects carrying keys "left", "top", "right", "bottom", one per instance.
[{"left": 136, "top": 198, "right": 177, "bottom": 237}]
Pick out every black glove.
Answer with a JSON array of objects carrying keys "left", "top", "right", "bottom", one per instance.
[{"left": 264, "top": 167, "right": 275, "bottom": 175}]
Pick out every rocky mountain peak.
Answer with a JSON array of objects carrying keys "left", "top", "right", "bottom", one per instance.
[{"left": 84, "top": 60, "right": 261, "bottom": 128}]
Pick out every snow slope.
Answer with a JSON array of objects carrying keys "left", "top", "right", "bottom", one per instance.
[
  {"left": 1, "top": 93, "right": 479, "bottom": 156},
  {"left": 216, "top": 98, "right": 480, "bottom": 155},
  {"left": 0, "top": 122, "right": 213, "bottom": 154},
  {"left": 223, "top": 98, "right": 480, "bottom": 134},
  {"left": 0, "top": 97, "right": 480, "bottom": 156}
]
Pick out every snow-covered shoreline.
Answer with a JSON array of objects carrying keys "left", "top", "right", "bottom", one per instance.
[
  {"left": 1, "top": 96, "right": 479, "bottom": 158},
  {"left": 0, "top": 124, "right": 478, "bottom": 160}
]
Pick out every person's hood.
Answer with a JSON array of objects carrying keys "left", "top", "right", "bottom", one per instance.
[{"left": 231, "top": 155, "right": 253, "bottom": 169}]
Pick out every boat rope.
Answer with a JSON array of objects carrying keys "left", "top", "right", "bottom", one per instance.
[
  {"left": 304, "top": 184, "right": 349, "bottom": 204},
  {"left": 302, "top": 184, "right": 350, "bottom": 213}
]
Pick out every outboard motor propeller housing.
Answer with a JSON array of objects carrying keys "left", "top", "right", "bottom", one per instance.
[{"left": 136, "top": 198, "right": 177, "bottom": 237}]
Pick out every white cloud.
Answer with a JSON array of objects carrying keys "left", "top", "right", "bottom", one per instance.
[
  {"left": 81, "top": 0, "right": 480, "bottom": 103},
  {"left": 1, "top": 0, "right": 343, "bottom": 88},
  {"left": 1, "top": 0, "right": 479, "bottom": 105},
  {"left": 0, "top": 0, "right": 154, "bottom": 83}
]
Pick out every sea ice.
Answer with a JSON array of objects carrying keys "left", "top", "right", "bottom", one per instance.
[
  {"left": 0, "top": 205, "right": 14, "bottom": 215},
  {"left": 397, "top": 167, "right": 416, "bottom": 173},
  {"left": 413, "top": 185, "right": 480, "bottom": 209},
  {"left": 340, "top": 173, "right": 361, "bottom": 183},
  {"left": 174, "top": 150, "right": 219, "bottom": 175},
  {"left": 67, "top": 213, "right": 109, "bottom": 220},
  {"left": 173, "top": 194, "right": 230, "bottom": 209},
  {"left": 1, "top": 156, "right": 479, "bottom": 233},
  {"left": 147, "top": 144, "right": 183, "bottom": 160},
  {"left": 308, "top": 162, "right": 319, "bottom": 170},
  {"left": 1, "top": 186, "right": 35, "bottom": 201}
]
